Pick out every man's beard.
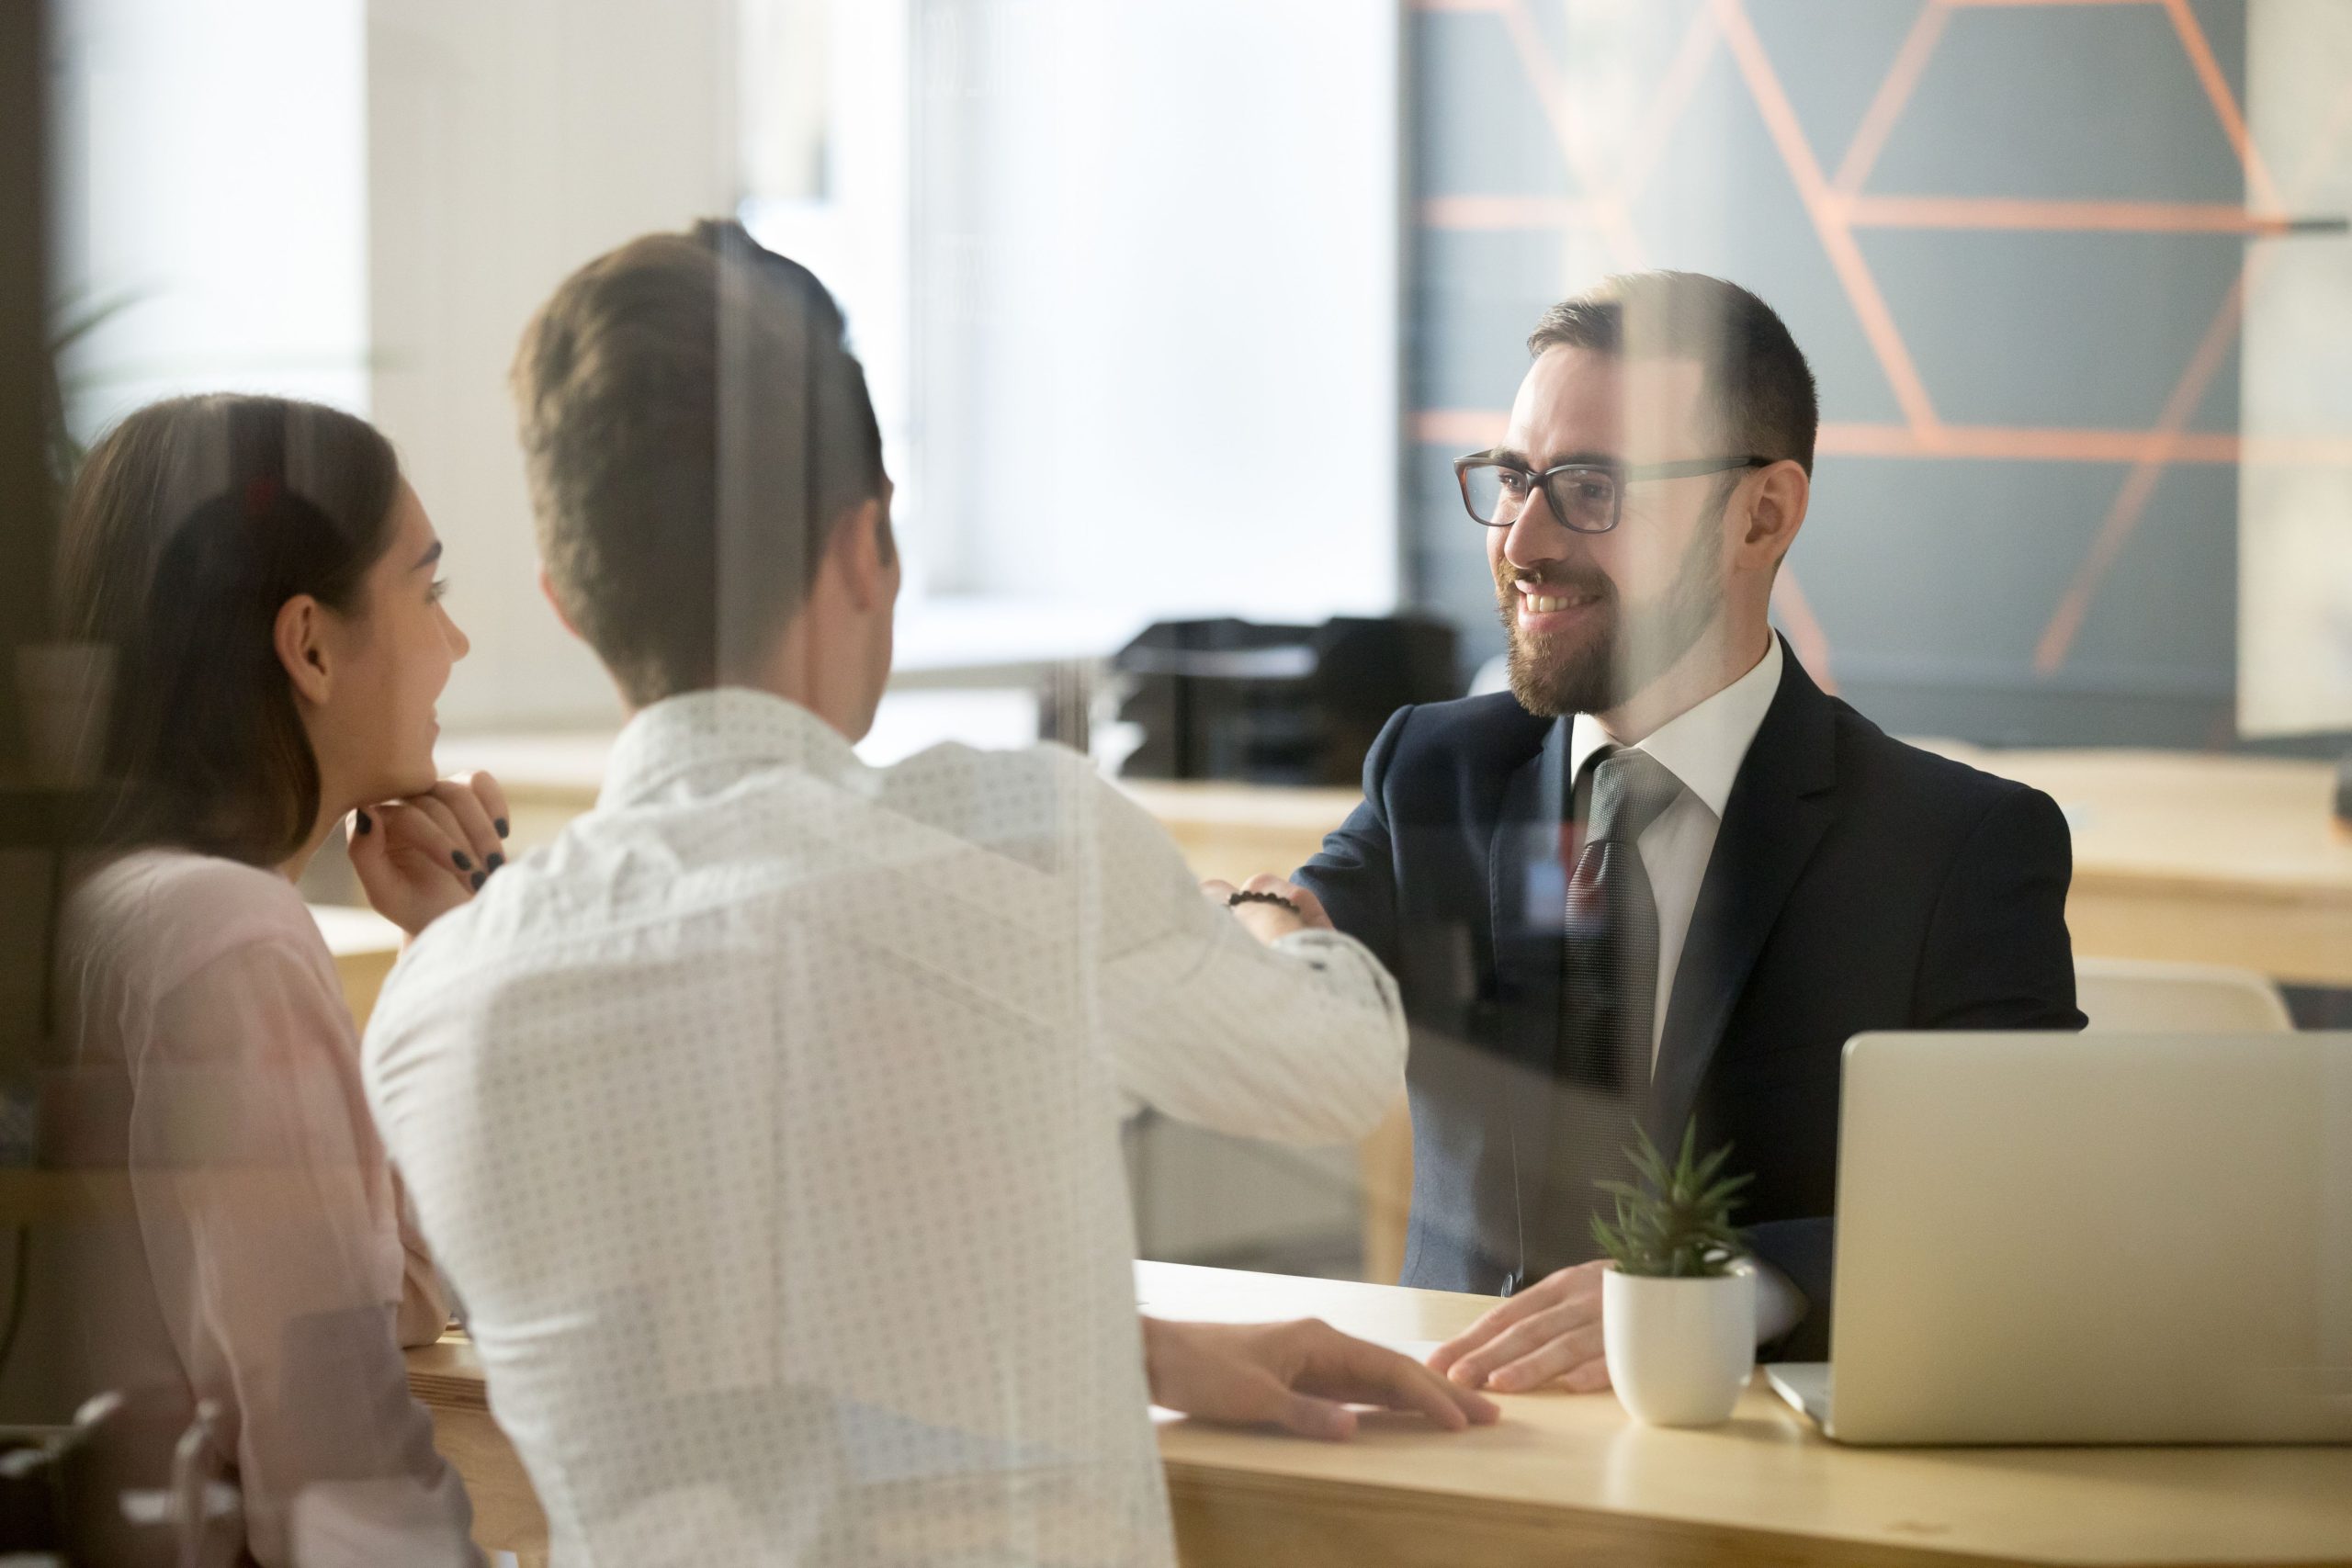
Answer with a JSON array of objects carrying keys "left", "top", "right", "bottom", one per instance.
[{"left": 1497, "top": 502, "right": 1728, "bottom": 718}]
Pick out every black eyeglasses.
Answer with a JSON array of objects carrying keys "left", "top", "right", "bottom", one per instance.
[{"left": 1453, "top": 452, "right": 1773, "bottom": 534}]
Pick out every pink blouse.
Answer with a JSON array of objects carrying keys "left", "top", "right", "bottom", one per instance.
[{"left": 58, "top": 848, "right": 474, "bottom": 1565}]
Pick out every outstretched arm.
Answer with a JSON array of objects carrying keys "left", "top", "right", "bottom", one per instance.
[
  {"left": 1289, "top": 705, "right": 1415, "bottom": 967},
  {"left": 1091, "top": 769, "right": 1407, "bottom": 1145}
]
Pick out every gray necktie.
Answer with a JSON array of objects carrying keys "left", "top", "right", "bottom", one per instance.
[
  {"left": 1562, "top": 747, "right": 1684, "bottom": 1088},
  {"left": 1536, "top": 746, "right": 1683, "bottom": 1278}
]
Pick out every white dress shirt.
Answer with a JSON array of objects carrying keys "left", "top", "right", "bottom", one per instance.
[
  {"left": 1566, "top": 637, "right": 1805, "bottom": 1338},
  {"left": 1566, "top": 635, "right": 1783, "bottom": 1068},
  {"left": 363, "top": 690, "right": 1406, "bottom": 1567}
]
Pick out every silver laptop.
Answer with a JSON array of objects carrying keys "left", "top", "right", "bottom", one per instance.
[{"left": 1769, "top": 1031, "right": 2352, "bottom": 1445}]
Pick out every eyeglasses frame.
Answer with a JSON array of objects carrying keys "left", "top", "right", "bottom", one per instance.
[{"left": 1453, "top": 452, "right": 1776, "bottom": 533}]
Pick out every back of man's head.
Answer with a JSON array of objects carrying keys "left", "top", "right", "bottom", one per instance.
[
  {"left": 513, "top": 219, "right": 888, "bottom": 706},
  {"left": 1529, "top": 271, "right": 1818, "bottom": 477}
]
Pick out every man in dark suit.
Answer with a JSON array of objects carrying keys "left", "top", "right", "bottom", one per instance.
[{"left": 1292, "top": 272, "right": 2082, "bottom": 1385}]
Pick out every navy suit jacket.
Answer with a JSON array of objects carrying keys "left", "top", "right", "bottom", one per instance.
[{"left": 1295, "top": 638, "right": 2084, "bottom": 1359}]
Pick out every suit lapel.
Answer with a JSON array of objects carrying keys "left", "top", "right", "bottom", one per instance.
[{"left": 1648, "top": 639, "right": 1839, "bottom": 1146}]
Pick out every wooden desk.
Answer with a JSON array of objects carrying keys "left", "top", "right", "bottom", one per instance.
[
  {"left": 406, "top": 1261, "right": 2352, "bottom": 1567},
  {"left": 1959, "top": 748, "right": 2352, "bottom": 988}
]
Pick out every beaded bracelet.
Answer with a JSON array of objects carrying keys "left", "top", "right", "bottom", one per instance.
[{"left": 1226, "top": 889, "right": 1301, "bottom": 915}]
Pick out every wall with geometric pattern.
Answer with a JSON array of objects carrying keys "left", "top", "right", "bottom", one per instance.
[{"left": 1404, "top": 0, "right": 2340, "bottom": 748}]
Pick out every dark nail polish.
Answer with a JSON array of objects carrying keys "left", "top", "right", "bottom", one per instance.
[
  {"left": 356, "top": 810, "right": 372, "bottom": 835},
  {"left": 487, "top": 852, "right": 505, "bottom": 872},
  {"left": 453, "top": 851, "right": 473, "bottom": 871},
  {"left": 493, "top": 818, "right": 509, "bottom": 839},
  {"left": 469, "top": 870, "right": 486, "bottom": 891}
]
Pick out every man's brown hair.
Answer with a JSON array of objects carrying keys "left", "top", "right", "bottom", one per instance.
[
  {"left": 1528, "top": 271, "right": 1818, "bottom": 476},
  {"left": 512, "top": 219, "right": 888, "bottom": 705}
]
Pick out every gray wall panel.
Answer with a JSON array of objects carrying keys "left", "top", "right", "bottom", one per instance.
[{"left": 1403, "top": 0, "right": 2263, "bottom": 747}]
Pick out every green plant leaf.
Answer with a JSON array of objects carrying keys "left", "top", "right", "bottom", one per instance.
[{"left": 1590, "top": 1115, "right": 1752, "bottom": 1278}]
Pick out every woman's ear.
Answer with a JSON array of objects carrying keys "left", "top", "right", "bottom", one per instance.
[{"left": 274, "top": 594, "right": 334, "bottom": 707}]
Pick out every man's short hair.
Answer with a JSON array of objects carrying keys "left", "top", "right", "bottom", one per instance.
[
  {"left": 1528, "top": 272, "right": 1818, "bottom": 476},
  {"left": 512, "top": 219, "right": 888, "bottom": 705}
]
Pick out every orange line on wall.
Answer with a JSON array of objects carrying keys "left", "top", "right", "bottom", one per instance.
[
  {"left": 1841, "top": 195, "right": 2307, "bottom": 234},
  {"left": 1818, "top": 423, "right": 2352, "bottom": 466},
  {"left": 2233, "top": 434, "right": 2352, "bottom": 465},
  {"left": 1420, "top": 196, "right": 1602, "bottom": 229},
  {"left": 2030, "top": 60, "right": 2352, "bottom": 674},
  {"left": 1713, "top": 0, "right": 1942, "bottom": 436},
  {"left": 1770, "top": 569, "right": 1838, "bottom": 694},
  {"left": 1833, "top": 1, "right": 1951, "bottom": 196},
  {"left": 2034, "top": 266, "right": 2251, "bottom": 672},
  {"left": 1620, "top": 6, "right": 1723, "bottom": 199},
  {"left": 1409, "top": 0, "right": 2346, "bottom": 683},
  {"left": 1413, "top": 410, "right": 1510, "bottom": 448},
  {"left": 2162, "top": 0, "right": 2282, "bottom": 214},
  {"left": 1817, "top": 421, "right": 2235, "bottom": 463},
  {"left": 1498, "top": 0, "right": 1648, "bottom": 270},
  {"left": 1418, "top": 413, "right": 2352, "bottom": 466}
]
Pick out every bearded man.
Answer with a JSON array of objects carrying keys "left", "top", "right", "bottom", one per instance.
[{"left": 1289, "top": 272, "right": 2084, "bottom": 1376}]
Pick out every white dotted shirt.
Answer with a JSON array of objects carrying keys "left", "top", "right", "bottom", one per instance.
[{"left": 363, "top": 689, "right": 1405, "bottom": 1566}]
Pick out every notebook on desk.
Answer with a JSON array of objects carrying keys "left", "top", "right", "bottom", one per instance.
[{"left": 1770, "top": 1031, "right": 2352, "bottom": 1446}]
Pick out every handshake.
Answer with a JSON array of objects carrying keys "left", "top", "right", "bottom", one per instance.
[{"left": 1201, "top": 874, "right": 1335, "bottom": 943}]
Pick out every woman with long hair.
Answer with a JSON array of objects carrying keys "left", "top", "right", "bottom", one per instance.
[{"left": 53, "top": 392, "right": 503, "bottom": 1564}]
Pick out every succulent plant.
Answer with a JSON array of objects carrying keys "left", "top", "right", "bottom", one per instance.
[{"left": 1590, "top": 1118, "right": 1752, "bottom": 1279}]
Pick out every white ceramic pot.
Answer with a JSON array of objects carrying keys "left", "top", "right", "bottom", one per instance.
[{"left": 1601, "top": 1264, "right": 1756, "bottom": 1427}]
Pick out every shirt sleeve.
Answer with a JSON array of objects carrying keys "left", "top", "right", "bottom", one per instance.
[
  {"left": 1751, "top": 1258, "right": 1808, "bottom": 1345},
  {"left": 1086, "top": 770, "right": 1407, "bottom": 1145},
  {"left": 130, "top": 935, "right": 476, "bottom": 1567}
]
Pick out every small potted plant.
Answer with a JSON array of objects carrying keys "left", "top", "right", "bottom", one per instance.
[{"left": 1590, "top": 1120, "right": 1756, "bottom": 1427}]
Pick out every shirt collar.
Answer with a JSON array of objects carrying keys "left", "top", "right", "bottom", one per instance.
[
  {"left": 602, "top": 687, "right": 861, "bottom": 809},
  {"left": 1566, "top": 636, "right": 1784, "bottom": 820}
]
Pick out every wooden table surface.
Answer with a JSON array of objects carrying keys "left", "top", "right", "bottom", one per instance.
[
  {"left": 407, "top": 1261, "right": 2352, "bottom": 1568},
  {"left": 1139, "top": 1263, "right": 2352, "bottom": 1568},
  {"left": 1966, "top": 748, "right": 2352, "bottom": 987}
]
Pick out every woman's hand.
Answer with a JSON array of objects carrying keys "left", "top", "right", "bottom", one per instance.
[{"left": 347, "top": 771, "right": 513, "bottom": 938}]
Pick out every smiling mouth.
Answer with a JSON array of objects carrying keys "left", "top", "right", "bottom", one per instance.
[{"left": 1515, "top": 582, "right": 1606, "bottom": 617}]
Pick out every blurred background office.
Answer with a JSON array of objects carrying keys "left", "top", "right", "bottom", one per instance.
[{"left": 11, "top": 0, "right": 2352, "bottom": 1294}]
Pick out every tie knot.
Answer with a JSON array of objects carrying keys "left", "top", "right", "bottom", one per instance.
[{"left": 1588, "top": 748, "right": 1682, "bottom": 845}]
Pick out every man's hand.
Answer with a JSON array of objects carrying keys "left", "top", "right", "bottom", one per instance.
[
  {"left": 1198, "top": 874, "right": 1335, "bottom": 945},
  {"left": 1426, "top": 1260, "right": 1611, "bottom": 1393},
  {"left": 1142, "top": 1316, "right": 1500, "bottom": 1441},
  {"left": 348, "top": 771, "right": 513, "bottom": 938}
]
